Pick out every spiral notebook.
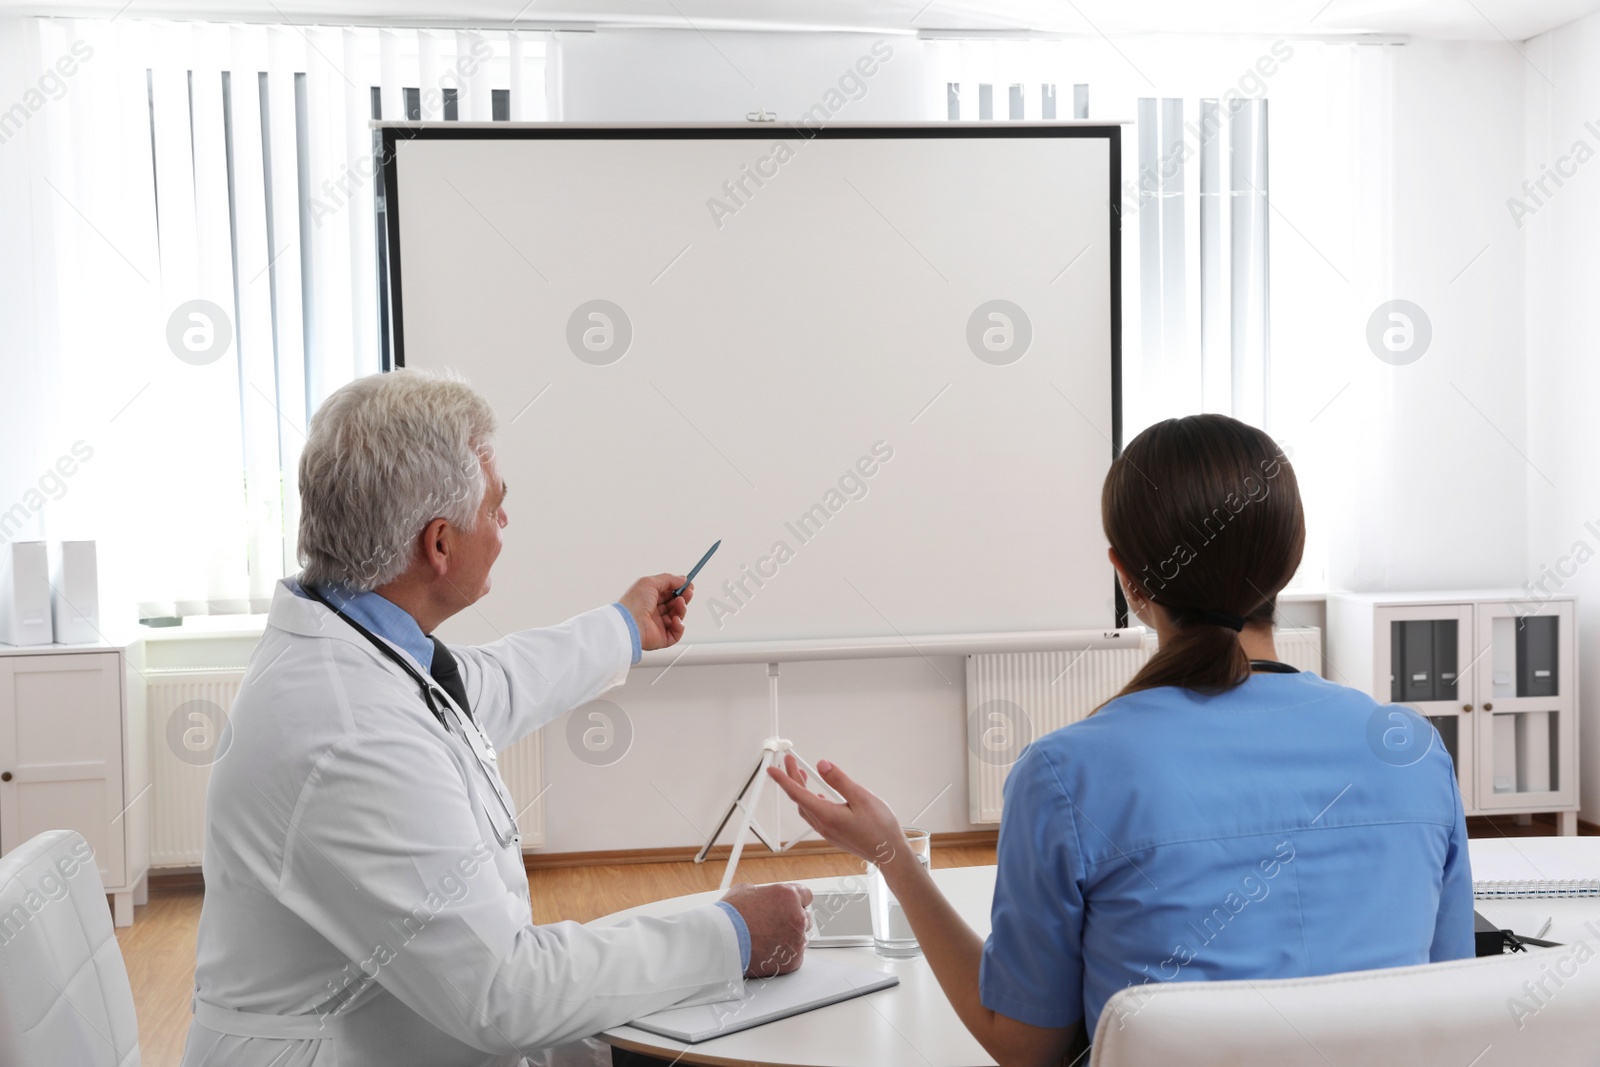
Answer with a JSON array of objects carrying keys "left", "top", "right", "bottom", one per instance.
[{"left": 1469, "top": 837, "right": 1600, "bottom": 899}]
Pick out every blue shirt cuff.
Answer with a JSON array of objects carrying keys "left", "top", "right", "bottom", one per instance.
[
  {"left": 713, "top": 900, "right": 751, "bottom": 972},
  {"left": 611, "top": 602, "right": 642, "bottom": 665}
]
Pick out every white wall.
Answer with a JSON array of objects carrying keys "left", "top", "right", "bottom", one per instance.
[
  {"left": 1382, "top": 43, "right": 1527, "bottom": 589},
  {"left": 1298, "top": 41, "right": 1529, "bottom": 594},
  {"left": 543, "top": 654, "right": 971, "bottom": 853},
  {"left": 555, "top": 29, "right": 932, "bottom": 123},
  {"left": 1523, "top": 13, "right": 1600, "bottom": 823}
]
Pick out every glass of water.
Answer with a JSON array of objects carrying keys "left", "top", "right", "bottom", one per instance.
[{"left": 870, "top": 827, "right": 931, "bottom": 959}]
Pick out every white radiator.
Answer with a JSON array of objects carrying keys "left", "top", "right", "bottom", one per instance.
[
  {"left": 502, "top": 729, "right": 546, "bottom": 849},
  {"left": 148, "top": 669, "right": 245, "bottom": 867},
  {"left": 148, "top": 667, "right": 546, "bottom": 867},
  {"left": 966, "top": 627, "right": 1323, "bottom": 823}
]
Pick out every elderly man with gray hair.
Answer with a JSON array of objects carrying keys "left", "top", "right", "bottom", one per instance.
[{"left": 181, "top": 369, "right": 811, "bottom": 1067}]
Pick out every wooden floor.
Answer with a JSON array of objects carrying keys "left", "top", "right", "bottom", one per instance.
[
  {"left": 117, "top": 815, "right": 1587, "bottom": 1067},
  {"left": 119, "top": 844, "right": 998, "bottom": 1067}
]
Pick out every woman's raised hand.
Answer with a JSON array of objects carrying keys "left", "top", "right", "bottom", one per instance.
[{"left": 767, "top": 755, "right": 912, "bottom": 869}]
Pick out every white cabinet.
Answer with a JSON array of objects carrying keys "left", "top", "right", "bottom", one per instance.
[
  {"left": 0, "top": 644, "right": 149, "bottom": 925},
  {"left": 1327, "top": 592, "right": 1578, "bottom": 835}
]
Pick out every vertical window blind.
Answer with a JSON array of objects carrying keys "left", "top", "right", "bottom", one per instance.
[
  {"left": 27, "top": 19, "right": 548, "bottom": 619},
  {"left": 931, "top": 39, "right": 1089, "bottom": 121},
  {"left": 1139, "top": 95, "right": 1271, "bottom": 425}
]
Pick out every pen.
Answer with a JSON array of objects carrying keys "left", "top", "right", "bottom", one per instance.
[{"left": 673, "top": 539, "right": 721, "bottom": 599}]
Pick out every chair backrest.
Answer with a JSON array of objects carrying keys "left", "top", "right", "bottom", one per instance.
[
  {"left": 1091, "top": 946, "right": 1600, "bottom": 1067},
  {"left": 0, "top": 830, "right": 141, "bottom": 1066}
]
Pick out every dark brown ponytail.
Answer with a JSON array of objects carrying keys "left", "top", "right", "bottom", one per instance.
[{"left": 1100, "top": 414, "right": 1304, "bottom": 703}]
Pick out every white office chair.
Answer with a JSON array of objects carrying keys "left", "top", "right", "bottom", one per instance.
[
  {"left": 1091, "top": 947, "right": 1600, "bottom": 1066},
  {"left": 0, "top": 830, "right": 141, "bottom": 1066}
]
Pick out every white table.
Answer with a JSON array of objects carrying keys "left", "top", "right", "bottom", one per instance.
[
  {"left": 593, "top": 865, "right": 1000, "bottom": 1067},
  {"left": 592, "top": 851, "right": 1600, "bottom": 1066}
]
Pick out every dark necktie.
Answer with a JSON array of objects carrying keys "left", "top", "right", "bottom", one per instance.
[{"left": 428, "top": 636, "right": 472, "bottom": 720}]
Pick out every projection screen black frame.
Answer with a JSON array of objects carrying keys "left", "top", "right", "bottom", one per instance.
[{"left": 377, "top": 122, "right": 1128, "bottom": 628}]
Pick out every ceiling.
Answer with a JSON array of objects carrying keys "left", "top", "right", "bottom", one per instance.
[{"left": 7, "top": 0, "right": 1600, "bottom": 41}]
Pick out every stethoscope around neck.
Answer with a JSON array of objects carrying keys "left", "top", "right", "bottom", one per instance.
[{"left": 303, "top": 584, "right": 522, "bottom": 848}]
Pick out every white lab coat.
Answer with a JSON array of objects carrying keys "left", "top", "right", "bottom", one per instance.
[{"left": 179, "top": 580, "right": 743, "bottom": 1067}]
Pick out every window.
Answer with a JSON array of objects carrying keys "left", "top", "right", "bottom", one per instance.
[
  {"left": 1136, "top": 96, "right": 1271, "bottom": 425},
  {"left": 20, "top": 19, "right": 548, "bottom": 620}
]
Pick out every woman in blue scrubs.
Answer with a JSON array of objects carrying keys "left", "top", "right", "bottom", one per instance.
[{"left": 770, "top": 414, "right": 1474, "bottom": 1067}]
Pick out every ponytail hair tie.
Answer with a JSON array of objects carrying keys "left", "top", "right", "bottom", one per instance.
[{"left": 1194, "top": 609, "right": 1246, "bottom": 632}]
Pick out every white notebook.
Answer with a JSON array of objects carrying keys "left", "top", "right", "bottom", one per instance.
[
  {"left": 628, "top": 957, "right": 899, "bottom": 1044},
  {"left": 1469, "top": 837, "right": 1600, "bottom": 898}
]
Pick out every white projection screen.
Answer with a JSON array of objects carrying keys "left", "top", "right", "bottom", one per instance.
[{"left": 381, "top": 123, "right": 1122, "bottom": 646}]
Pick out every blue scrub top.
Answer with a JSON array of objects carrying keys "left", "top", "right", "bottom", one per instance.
[{"left": 978, "top": 670, "right": 1474, "bottom": 1040}]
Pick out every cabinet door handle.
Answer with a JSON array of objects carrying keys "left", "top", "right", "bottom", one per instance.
[
  {"left": 1463, "top": 704, "right": 1473, "bottom": 712},
  {"left": 1483, "top": 702, "right": 1494, "bottom": 712},
  {"left": 0, "top": 772, "right": 11, "bottom": 782}
]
